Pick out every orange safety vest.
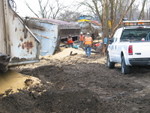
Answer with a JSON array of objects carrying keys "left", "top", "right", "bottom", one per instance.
[
  {"left": 67, "top": 38, "right": 73, "bottom": 44},
  {"left": 84, "top": 37, "right": 93, "bottom": 45},
  {"left": 79, "top": 35, "right": 85, "bottom": 41}
]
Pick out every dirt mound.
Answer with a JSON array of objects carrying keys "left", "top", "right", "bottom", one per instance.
[
  {"left": 0, "top": 88, "right": 131, "bottom": 113},
  {"left": 1, "top": 48, "right": 150, "bottom": 113},
  {"left": 40, "top": 48, "right": 85, "bottom": 60},
  {"left": 0, "top": 70, "right": 40, "bottom": 96}
]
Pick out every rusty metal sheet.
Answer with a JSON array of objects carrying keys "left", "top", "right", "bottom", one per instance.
[
  {"left": 26, "top": 18, "right": 58, "bottom": 56},
  {"left": 2, "top": 0, "right": 40, "bottom": 66}
]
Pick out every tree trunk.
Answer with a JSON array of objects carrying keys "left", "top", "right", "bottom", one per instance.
[
  {"left": 138, "top": 0, "right": 147, "bottom": 20},
  {"left": 110, "top": 0, "right": 136, "bottom": 37}
]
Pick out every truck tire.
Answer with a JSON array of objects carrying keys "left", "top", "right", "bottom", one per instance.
[
  {"left": 107, "top": 54, "right": 115, "bottom": 69},
  {"left": 121, "top": 56, "right": 130, "bottom": 74},
  {"left": 0, "top": 65, "right": 8, "bottom": 73}
]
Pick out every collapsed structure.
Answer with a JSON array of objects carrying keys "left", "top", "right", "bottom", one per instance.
[
  {"left": 25, "top": 17, "right": 81, "bottom": 56},
  {"left": 77, "top": 15, "right": 102, "bottom": 39}
]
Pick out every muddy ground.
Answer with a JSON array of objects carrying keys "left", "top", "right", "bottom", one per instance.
[{"left": 1, "top": 48, "right": 150, "bottom": 113}]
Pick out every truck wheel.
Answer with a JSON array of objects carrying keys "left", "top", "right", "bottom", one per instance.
[
  {"left": 121, "top": 56, "right": 130, "bottom": 74},
  {"left": 107, "top": 54, "right": 115, "bottom": 69},
  {"left": 0, "top": 64, "right": 8, "bottom": 73}
]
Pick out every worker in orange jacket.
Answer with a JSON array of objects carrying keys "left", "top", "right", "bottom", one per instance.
[
  {"left": 84, "top": 32, "right": 93, "bottom": 57},
  {"left": 79, "top": 32, "right": 85, "bottom": 48},
  {"left": 67, "top": 35, "right": 74, "bottom": 47}
]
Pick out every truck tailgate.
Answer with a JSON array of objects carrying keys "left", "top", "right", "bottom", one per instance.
[{"left": 132, "top": 42, "right": 150, "bottom": 58}]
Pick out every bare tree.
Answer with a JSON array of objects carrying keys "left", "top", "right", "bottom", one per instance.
[
  {"left": 109, "top": 0, "right": 136, "bottom": 36},
  {"left": 147, "top": 7, "right": 150, "bottom": 19},
  {"left": 25, "top": 0, "right": 66, "bottom": 19},
  {"left": 58, "top": 10, "right": 81, "bottom": 22},
  {"left": 48, "top": 0, "right": 67, "bottom": 19},
  {"left": 138, "top": 0, "right": 147, "bottom": 20},
  {"left": 79, "top": 0, "right": 136, "bottom": 37},
  {"left": 26, "top": 1, "right": 40, "bottom": 18}
]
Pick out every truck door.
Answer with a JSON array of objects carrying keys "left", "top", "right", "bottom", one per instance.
[
  {"left": 113, "top": 28, "right": 123, "bottom": 62},
  {"left": 109, "top": 28, "right": 123, "bottom": 62},
  {"left": 108, "top": 37, "right": 117, "bottom": 61}
]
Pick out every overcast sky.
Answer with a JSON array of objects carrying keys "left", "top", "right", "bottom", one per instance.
[
  {"left": 15, "top": 0, "right": 84, "bottom": 17},
  {"left": 14, "top": 0, "right": 147, "bottom": 18}
]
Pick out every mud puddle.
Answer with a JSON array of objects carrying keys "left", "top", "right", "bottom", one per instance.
[{"left": 0, "top": 70, "right": 40, "bottom": 95}]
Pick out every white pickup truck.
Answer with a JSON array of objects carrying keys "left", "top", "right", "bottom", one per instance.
[{"left": 107, "top": 21, "right": 150, "bottom": 74}]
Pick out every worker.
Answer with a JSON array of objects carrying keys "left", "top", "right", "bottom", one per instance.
[
  {"left": 79, "top": 32, "right": 85, "bottom": 48},
  {"left": 67, "top": 35, "right": 74, "bottom": 48},
  {"left": 102, "top": 36, "right": 109, "bottom": 56},
  {"left": 91, "top": 33, "right": 95, "bottom": 40},
  {"left": 84, "top": 32, "right": 93, "bottom": 57}
]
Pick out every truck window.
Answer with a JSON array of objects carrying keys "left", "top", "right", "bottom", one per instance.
[
  {"left": 113, "top": 28, "right": 122, "bottom": 42},
  {"left": 146, "top": 33, "right": 150, "bottom": 40},
  {"left": 120, "top": 29, "right": 150, "bottom": 42}
]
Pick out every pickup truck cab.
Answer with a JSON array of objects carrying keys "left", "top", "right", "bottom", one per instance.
[{"left": 107, "top": 20, "right": 150, "bottom": 74}]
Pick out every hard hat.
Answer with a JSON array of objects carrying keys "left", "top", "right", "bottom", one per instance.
[{"left": 80, "top": 32, "right": 83, "bottom": 34}]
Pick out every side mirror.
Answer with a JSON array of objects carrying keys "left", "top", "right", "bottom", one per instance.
[{"left": 109, "top": 38, "right": 114, "bottom": 44}]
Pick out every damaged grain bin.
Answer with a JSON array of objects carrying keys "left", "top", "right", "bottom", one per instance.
[
  {"left": 25, "top": 17, "right": 59, "bottom": 56},
  {"left": 0, "top": 0, "right": 40, "bottom": 72},
  {"left": 45, "top": 19, "right": 81, "bottom": 40},
  {"left": 25, "top": 17, "right": 81, "bottom": 56}
]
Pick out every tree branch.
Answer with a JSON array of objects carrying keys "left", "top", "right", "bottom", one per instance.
[{"left": 25, "top": 2, "right": 40, "bottom": 18}]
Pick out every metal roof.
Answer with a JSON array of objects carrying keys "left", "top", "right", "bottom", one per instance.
[{"left": 25, "top": 17, "right": 80, "bottom": 29}]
